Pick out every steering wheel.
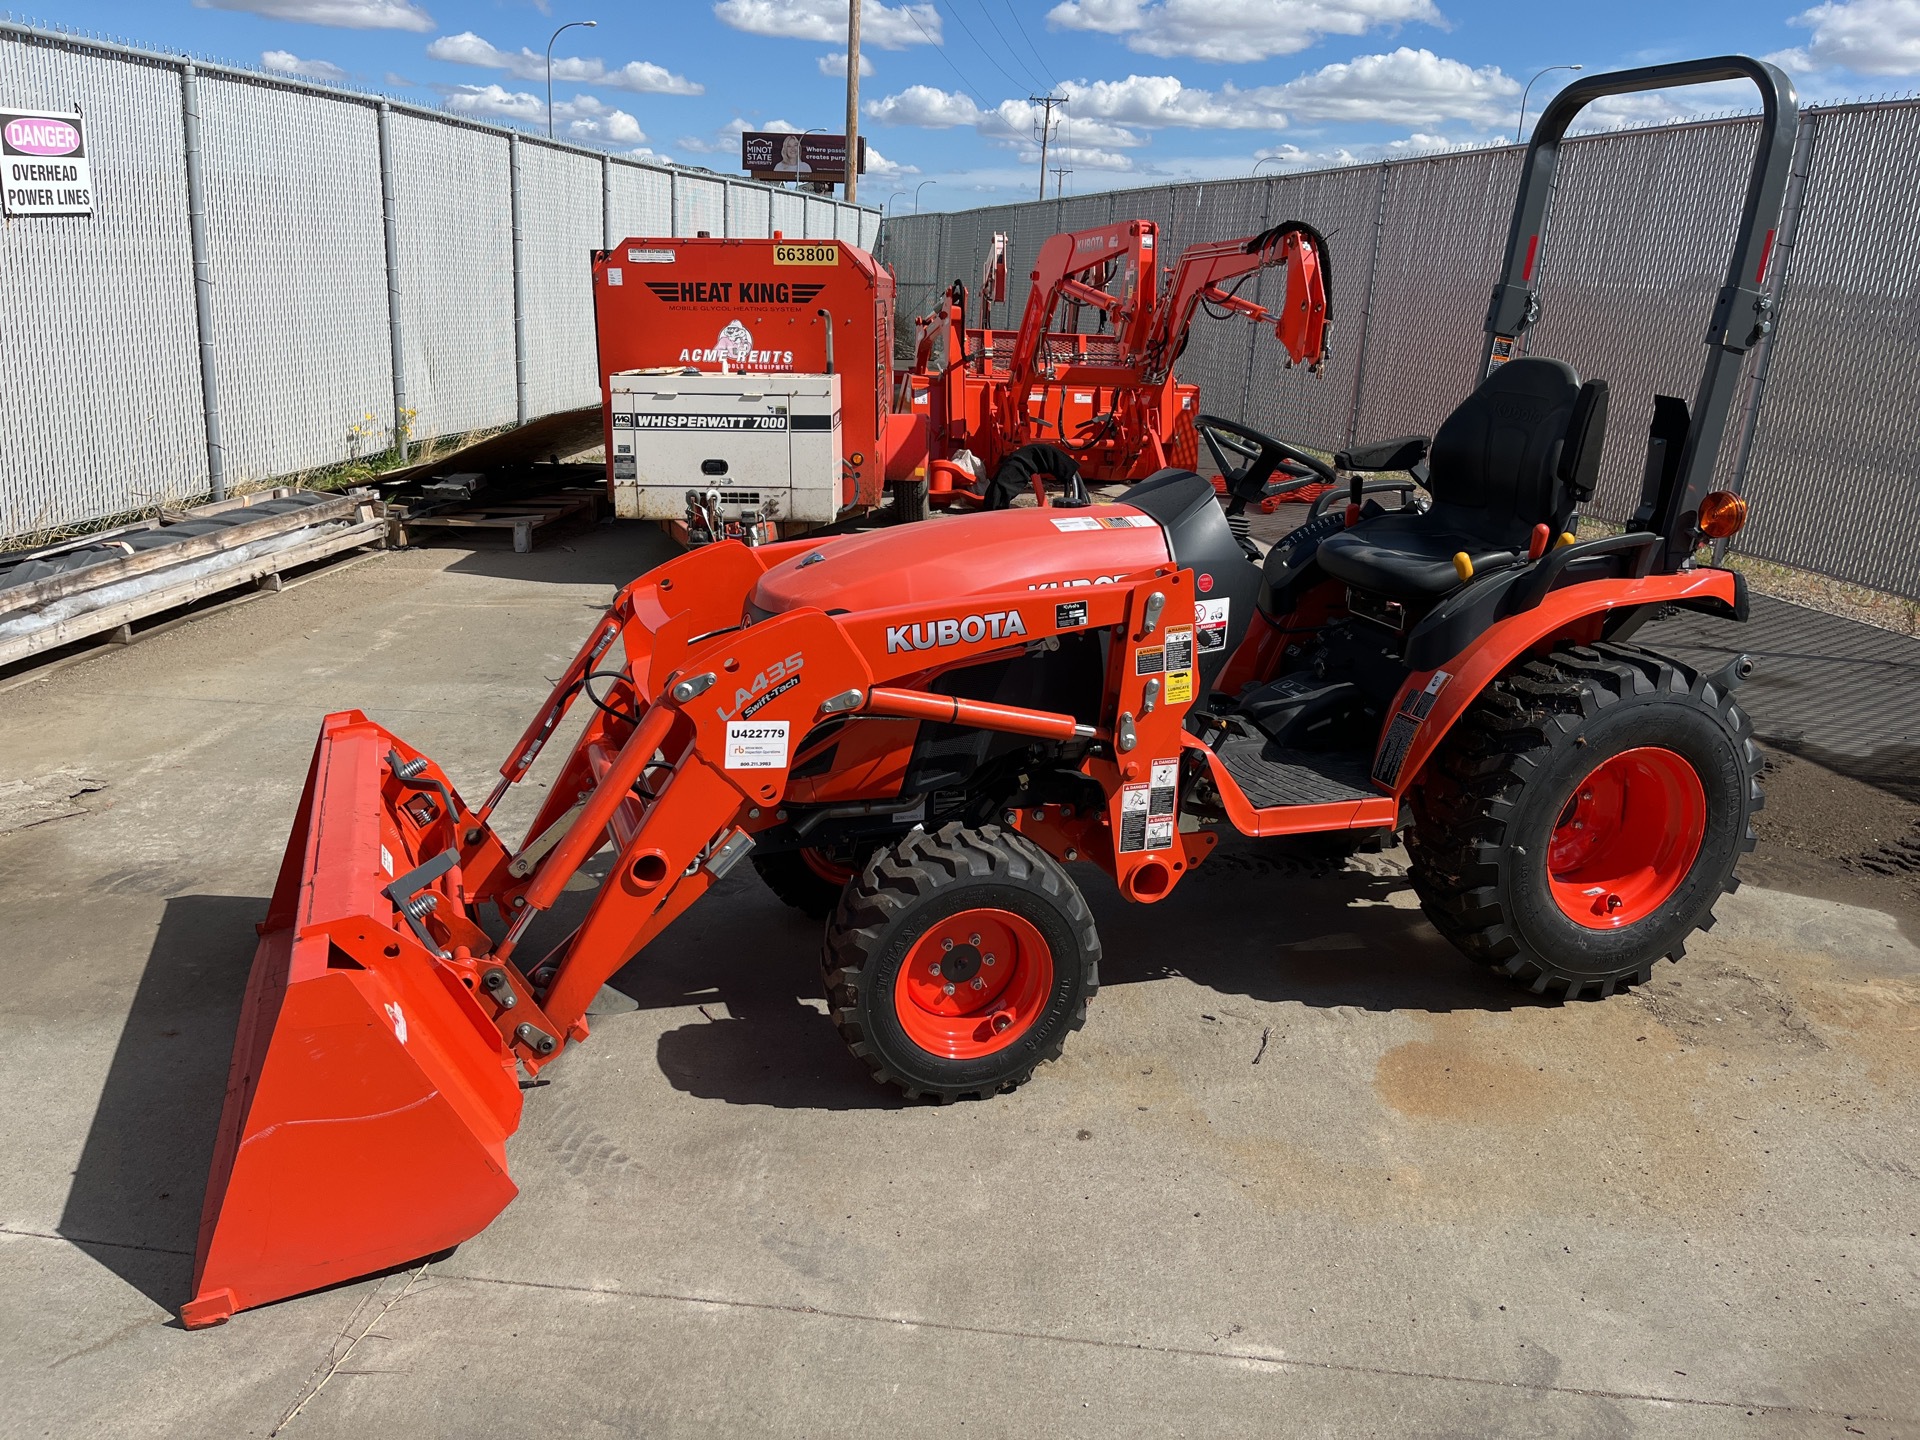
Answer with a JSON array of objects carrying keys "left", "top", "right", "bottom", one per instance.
[{"left": 1196, "top": 414, "right": 1340, "bottom": 506}]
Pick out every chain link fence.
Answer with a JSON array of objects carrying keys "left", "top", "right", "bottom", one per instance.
[
  {"left": 878, "top": 101, "right": 1920, "bottom": 600},
  {"left": 0, "top": 19, "right": 878, "bottom": 541}
]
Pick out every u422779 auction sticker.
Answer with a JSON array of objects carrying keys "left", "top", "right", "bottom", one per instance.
[{"left": 725, "top": 719, "right": 789, "bottom": 769}]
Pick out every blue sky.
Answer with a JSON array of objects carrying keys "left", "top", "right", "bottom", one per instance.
[{"left": 33, "top": 0, "right": 1920, "bottom": 208}]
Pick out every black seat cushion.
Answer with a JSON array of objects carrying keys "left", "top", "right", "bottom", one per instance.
[
  {"left": 1313, "top": 512, "right": 1516, "bottom": 602},
  {"left": 1317, "top": 357, "right": 1584, "bottom": 604}
]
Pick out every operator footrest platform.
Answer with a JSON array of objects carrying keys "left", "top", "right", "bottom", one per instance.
[{"left": 1215, "top": 733, "right": 1379, "bottom": 808}]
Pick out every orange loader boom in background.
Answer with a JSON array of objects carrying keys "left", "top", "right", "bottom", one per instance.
[{"left": 911, "top": 219, "right": 1327, "bottom": 505}]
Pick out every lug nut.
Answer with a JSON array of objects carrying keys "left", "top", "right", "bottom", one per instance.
[
  {"left": 969, "top": 933, "right": 981, "bottom": 945},
  {"left": 943, "top": 982, "right": 956, "bottom": 996},
  {"left": 942, "top": 938, "right": 954, "bottom": 951},
  {"left": 971, "top": 977, "right": 986, "bottom": 991},
  {"left": 929, "top": 963, "right": 941, "bottom": 977},
  {"left": 983, "top": 953, "right": 995, "bottom": 966}
]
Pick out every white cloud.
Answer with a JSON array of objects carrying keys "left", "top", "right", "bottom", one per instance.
[
  {"left": 868, "top": 53, "right": 1513, "bottom": 141},
  {"left": 1058, "top": 74, "right": 1277, "bottom": 129},
  {"left": 439, "top": 83, "right": 646, "bottom": 143},
  {"left": 1575, "top": 80, "right": 1758, "bottom": 130},
  {"left": 426, "top": 31, "right": 704, "bottom": 95},
  {"left": 261, "top": 49, "right": 348, "bottom": 81},
  {"left": 866, "top": 83, "right": 984, "bottom": 128},
  {"left": 1253, "top": 47, "right": 1516, "bottom": 126},
  {"left": 1784, "top": 0, "right": 1920, "bottom": 75},
  {"left": 714, "top": 0, "right": 940, "bottom": 51},
  {"left": 818, "top": 50, "right": 876, "bottom": 77},
  {"left": 862, "top": 144, "right": 918, "bottom": 179},
  {"left": 1044, "top": 0, "right": 1443, "bottom": 62},
  {"left": 195, "top": 0, "right": 431, "bottom": 30}
]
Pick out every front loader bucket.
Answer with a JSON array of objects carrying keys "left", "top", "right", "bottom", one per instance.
[{"left": 182, "top": 711, "right": 523, "bottom": 1327}]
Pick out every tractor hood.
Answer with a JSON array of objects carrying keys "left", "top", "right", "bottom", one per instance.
[{"left": 752, "top": 505, "right": 1172, "bottom": 617}]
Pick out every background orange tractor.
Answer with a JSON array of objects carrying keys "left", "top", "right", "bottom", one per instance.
[{"left": 187, "top": 55, "right": 1788, "bottom": 1329}]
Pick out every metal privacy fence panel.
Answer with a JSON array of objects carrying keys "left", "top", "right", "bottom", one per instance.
[
  {"left": 727, "top": 181, "right": 770, "bottom": 239},
  {"left": 517, "top": 141, "right": 603, "bottom": 418},
  {"left": 0, "top": 36, "right": 205, "bottom": 535},
  {"left": 607, "top": 161, "right": 672, "bottom": 240},
  {"left": 804, "top": 193, "right": 836, "bottom": 239},
  {"left": 0, "top": 19, "right": 876, "bottom": 541},
  {"left": 1240, "top": 164, "right": 1387, "bottom": 456},
  {"left": 1526, "top": 118, "right": 1762, "bottom": 518},
  {"left": 770, "top": 187, "right": 805, "bottom": 239},
  {"left": 197, "top": 74, "right": 393, "bottom": 485},
  {"left": 388, "top": 113, "right": 516, "bottom": 441},
  {"left": 1350, "top": 148, "right": 1524, "bottom": 448},
  {"left": 675, "top": 173, "right": 724, "bottom": 237},
  {"left": 1735, "top": 101, "right": 1920, "bottom": 597}
]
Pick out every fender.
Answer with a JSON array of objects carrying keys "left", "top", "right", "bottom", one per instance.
[{"left": 1377, "top": 567, "right": 1741, "bottom": 799}]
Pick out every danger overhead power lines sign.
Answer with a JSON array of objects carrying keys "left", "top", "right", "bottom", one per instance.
[{"left": 2, "top": 109, "right": 93, "bottom": 217}]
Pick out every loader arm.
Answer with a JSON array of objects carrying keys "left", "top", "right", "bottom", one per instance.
[
  {"left": 1147, "top": 222, "right": 1330, "bottom": 381},
  {"left": 185, "top": 533, "right": 1205, "bottom": 1327}
]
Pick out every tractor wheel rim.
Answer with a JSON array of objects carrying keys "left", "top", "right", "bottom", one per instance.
[
  {"left": 1547, "top": 746, "right": 1708, "bottom": 929},
  {"left": 895, "top": 907, "right": 1055, "bottom": 1059},
  {"left": 801, "top": 848, "right": 855, "bottom": 886}
]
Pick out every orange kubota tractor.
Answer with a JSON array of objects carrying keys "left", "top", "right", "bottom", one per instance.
[{"left": 184, "top": 56, "right": 1789, "bottom": 1327}]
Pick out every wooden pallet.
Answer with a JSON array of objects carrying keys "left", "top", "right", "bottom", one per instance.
[{"left": 392, "top": 490, "right": 603, "bottom": 553}]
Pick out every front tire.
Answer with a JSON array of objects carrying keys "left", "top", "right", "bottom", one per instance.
[
  {"left": 1408, "top": 642, "right": 1762, "bottom": 999},
  {"left": 824, "top": 824, "right": 1100, "bottom": 1101}
]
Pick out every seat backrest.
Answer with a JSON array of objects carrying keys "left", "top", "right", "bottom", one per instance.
[{"left": 1427, "top": 357, "right": 1584, "bottom": 544}]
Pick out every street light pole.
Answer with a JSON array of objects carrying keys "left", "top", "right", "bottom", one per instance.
[
  {"left": 884, "top": 189, "right": 906, "bottom": 217},
  {"left": 1516, "top": 63, "right": 1582, "bottom": 142},
  {"left": 546, "top": 19, "right": 597, "bottom": 140},
  {"left": 913, "top": 179, "right": 936, "bottom": 214},
  {"left": 1253, "top": 156, "right": 1285, "bottom": 175}
]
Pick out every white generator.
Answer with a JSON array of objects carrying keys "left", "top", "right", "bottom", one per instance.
[{"left": 608, "top": 371, "right": 842, "bottom": 541}]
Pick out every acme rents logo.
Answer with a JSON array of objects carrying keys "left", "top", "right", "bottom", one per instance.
[{"left": 886, "top": 610, "right": 1027, "bottom": 654}]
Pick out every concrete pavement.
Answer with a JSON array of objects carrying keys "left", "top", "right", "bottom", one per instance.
[{"left": 1, "top": 526, "right": 1914, "bottom": 1437}]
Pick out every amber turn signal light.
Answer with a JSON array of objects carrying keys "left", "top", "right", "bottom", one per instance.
[{"left": 1698, "top": 490, "right": 1748, "bottom": 538}]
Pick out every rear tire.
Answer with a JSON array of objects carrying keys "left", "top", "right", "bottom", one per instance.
[
  {"left": 889, "top": 477, "right": 929, "bottom": 525},
  {"left": 1407, "top": 642, "right": 1762, "bottom": 999},
  {"left": 823, "top": 823, "right": 1100, "bottom": 1101},
  {"left": 754, "top": 845, "right": 869, "bottom": 920}
]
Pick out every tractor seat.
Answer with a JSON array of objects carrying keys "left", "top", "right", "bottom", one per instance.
[{"left": 1316, "top": 357, "right": 1607, "bottom": 605}]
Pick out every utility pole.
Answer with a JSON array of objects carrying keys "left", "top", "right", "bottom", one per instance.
[
  {"left": 843, "top": 0, "right": 861, "bottom": 203},
  {"left": 1031, "top": 93, "right": 1065, "bottom": 201},
  {"left": 1050, "top": 165, "right": 1071, "bottom": 198}
]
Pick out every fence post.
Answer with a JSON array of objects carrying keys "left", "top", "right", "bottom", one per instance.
[
  {"left": 375, "top": 101, "right": 410, "bottom": 462},
  {"left": 602, "top": 153, "right": 614, "bottom": 249},
  {"left": 669, "top": 169, "right": 679, "bottom": 235},
  {"left": 1343, "top": 161, "right": 1393, "bottom": 447},
  {"left": 178, "top": 63, "right": 226, "bottom": 500},
  {"left": 1723, "top": 111, "right": 1818, "bottom": 561},
  {"left": 1238, "top": 176, "right": 1273, "bottom": 424},
  {"left": 509, "top": 132, "right": 529, "bottom": 426}
]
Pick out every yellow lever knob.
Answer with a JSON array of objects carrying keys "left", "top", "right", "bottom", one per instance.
[{"left": 1452, "top": 551, "right": 1474, "bottom": 581}]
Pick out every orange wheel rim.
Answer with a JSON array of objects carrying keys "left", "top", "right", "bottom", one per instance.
[
  {"left": 894, "top": 907, "right": 1055, "bottom": 1059},
  {"left": 1547, "top": 746, "right": 1707, "bottom": 929}
]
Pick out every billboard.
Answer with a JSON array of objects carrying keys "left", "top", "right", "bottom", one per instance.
[{"left": 741, "top": 131, "right": 867, "bottom": 184}]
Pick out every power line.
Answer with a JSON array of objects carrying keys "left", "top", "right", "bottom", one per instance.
[
  {"left": 964, "top": 0, "right": 1046, "bottom": 92},
  {"left": 902, "top": 2, "right": 987, "bottom": 106},
  {"left": 1000, "top": 0, "right": 1056, "bottom": 90},
  {"left": 934, "top": 0, "right": 1033, "bottom": 95}
]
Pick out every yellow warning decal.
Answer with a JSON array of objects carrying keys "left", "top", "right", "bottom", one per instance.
[
  {"left": 774, "top": 243, "right": 838, "bottom": 266},
  {"left": 1164, "top": 670, "right": 1193, "bottom": 704}
]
